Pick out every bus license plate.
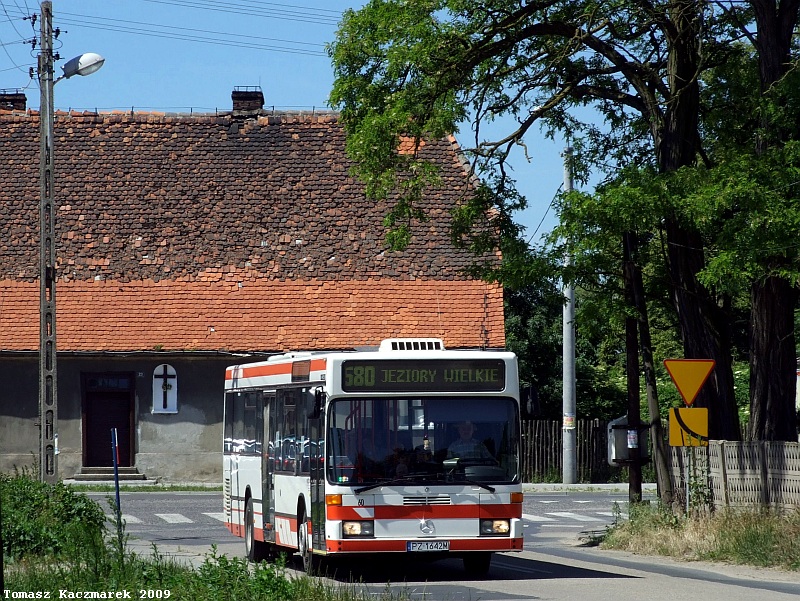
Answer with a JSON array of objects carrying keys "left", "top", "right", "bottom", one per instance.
[{"left": 407, "top": 541, "right": 449, "bottom": 552}]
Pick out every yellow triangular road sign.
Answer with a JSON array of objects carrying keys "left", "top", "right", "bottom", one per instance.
[{"left": 664, "top": 359, "right": 715, "bottom": 406}]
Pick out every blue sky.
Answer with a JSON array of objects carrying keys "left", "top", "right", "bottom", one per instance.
[{"left": 0, "top": 0, "right": 575, "bottom": 240}]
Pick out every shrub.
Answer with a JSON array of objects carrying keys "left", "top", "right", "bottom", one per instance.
[{"left": 1, "top": 469, "right": 107, "bottom": 560}]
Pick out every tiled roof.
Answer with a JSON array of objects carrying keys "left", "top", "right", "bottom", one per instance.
[
  {"left": 0, "top": 109, "right": 504, "bottom": 352},
  {"left": 0, "top": 278, "right": 502, "bottom": 352}
]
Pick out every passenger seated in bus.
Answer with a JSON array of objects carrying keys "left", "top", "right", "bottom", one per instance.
[
  {"left": 394, "top": 452, "right": 409, "bottom": 477},
  {"left": 447, "top": 421, "right": 494, "bottom": 461},
  {"left": 386, "top": 440, "right": 409, "bottom": 477}
]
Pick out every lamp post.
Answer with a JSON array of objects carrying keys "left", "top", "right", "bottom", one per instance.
[
  {"left": 38, "top": 1, "right": 104, "bottom": 483},
  {"left": 561, "top": 146, "right": 577, "bottom": 485}
]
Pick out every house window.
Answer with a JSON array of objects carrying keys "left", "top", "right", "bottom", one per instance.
[{"left": 152, "top": 364, "right": 178, "bottom": 414}]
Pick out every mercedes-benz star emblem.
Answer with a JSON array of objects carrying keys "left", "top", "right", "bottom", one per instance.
[{"left": 419, "top": 519, "right": 435, "bottom": 535}]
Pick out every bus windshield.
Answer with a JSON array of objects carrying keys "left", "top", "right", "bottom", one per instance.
[{"left": 326, "top": 397, "right": 519, "bottom": 486}]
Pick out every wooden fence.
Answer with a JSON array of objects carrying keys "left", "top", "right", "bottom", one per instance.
[
  {"left": 520, "top": 419, "right": 621, "bottom": 483},
  {"left": 520, "top": 419, "right": 800, "bottom": 508}
]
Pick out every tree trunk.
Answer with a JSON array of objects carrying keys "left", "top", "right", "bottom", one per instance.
[
  {"left": 628, "top": 235, "right": 674, "bottom": 504},
  {"left": 623, "top": 234, "right": 642, "bottom": 503},
  {"left": 747, "top": 0, "right": 800, "bottom": 441},
  {"left": 748, "top": 276, "right": 798, "bottom": 441},
  {"left": 664, "top": 222, "right": 740, "bottom": 440},
  {"left": 655, "top": 1, "right": 739, "bottom": 440}
]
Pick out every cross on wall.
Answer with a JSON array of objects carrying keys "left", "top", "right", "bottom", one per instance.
[{"left": 153, "top": 364, "right": 176, "bottom": 411}]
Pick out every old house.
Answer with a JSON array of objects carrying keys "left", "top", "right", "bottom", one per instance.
[{"left": 0, "top": 88, "right": 505, "bottom": 483}]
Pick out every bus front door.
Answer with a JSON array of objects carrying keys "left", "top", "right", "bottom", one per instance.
[{"left": 308, "top": 416, "right": 325, "bottom": 552}]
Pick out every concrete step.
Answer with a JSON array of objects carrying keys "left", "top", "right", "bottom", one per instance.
[{"left": 72, "top": 466, "right": 148, "bottom": 481}]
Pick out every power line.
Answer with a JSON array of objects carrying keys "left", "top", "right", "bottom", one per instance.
[
  {"left": 61, "top": 11, "right": 325, "bottom": 49},
  {"left": 142, "top": 0, "right": 342, "bottom": 26},
  {"left": 527, "top": 183, "right": 562, "bottom": 245},
  {"left": 0, "top": 0, "right": 33, "bottom": 79},
  {"left": 146, "top": 0, "right": 345, "bottom": 16},
  {"left": 57, "top": 13, "right": 328, "bottom": 57},
  {"left": 0, "top": 0, "right": 340, "bottom": 75}
]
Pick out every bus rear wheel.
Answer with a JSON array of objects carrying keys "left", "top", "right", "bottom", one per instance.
[
  {"left": 463, "top": 552, "right": 492, "bottom": 577},
  {"left": 245, "top": 498, "right": 268, "bottom": 562}
]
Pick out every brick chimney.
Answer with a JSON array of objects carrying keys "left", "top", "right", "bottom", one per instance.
[
  {"left": 0, "top": 90, "right": 26, "bottom": 111},
  {"left": 232, "top": 86, "right": 264, "bottom": 114}
]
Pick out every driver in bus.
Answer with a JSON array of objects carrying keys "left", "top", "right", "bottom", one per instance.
[{"left": 447, "top": 420, "right": 493, "bottom": 461}]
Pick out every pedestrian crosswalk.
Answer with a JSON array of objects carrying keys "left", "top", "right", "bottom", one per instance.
[
  {"left": 522, "top": 510, "right": 627, "bottom": 525},
  {"left": 105, "top": 509, "right": 623, "bottom": 527},
  {"left": 106, "top": 512, "right": 227, "bottom": 525}
]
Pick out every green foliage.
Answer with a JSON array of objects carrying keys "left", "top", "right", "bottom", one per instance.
[
  {"left": 7, "top": 546, "right": 312, "bottom": 601},
  {"left": 329, "top": 0, "right": 800, "bottom": 443},
  {"left": 1, "top": 468, "right": 107, "bottom": 561},
  {"left": 505, "top": 279, "right": 628, "bottom": 420},
  {"left": 2, "top": 472, "right": 405, "bottom": 599},
  {"left": 190, "top": 550, "right": 298, "bottom": 600}
]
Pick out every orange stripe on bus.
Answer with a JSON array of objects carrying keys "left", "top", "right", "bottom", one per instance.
[
  {"left": 226, "top": 358, "right": 327, "bottom": 381},
  {"left": 327, "top": 504, "right": 518, "bottom": 521}
]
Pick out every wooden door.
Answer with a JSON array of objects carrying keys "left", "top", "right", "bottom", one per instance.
[{"left": 82, "top": 373, "right": 135, "bottom": 467}]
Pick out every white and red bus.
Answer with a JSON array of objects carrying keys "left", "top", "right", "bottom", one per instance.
[{"left": 223, "top": 338, "right": 523, "bottom": 575}]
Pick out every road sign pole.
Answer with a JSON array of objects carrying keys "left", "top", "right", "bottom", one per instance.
[{"left": 686, "top": 455, "right": 690, "bottom": 513}]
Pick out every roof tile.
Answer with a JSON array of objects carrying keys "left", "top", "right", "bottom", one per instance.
[{"left": 0, "top": 110, "right": 504, "bottom": 351}]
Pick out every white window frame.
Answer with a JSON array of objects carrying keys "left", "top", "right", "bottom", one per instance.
[{"left": 152, "top": 363, "right": 178, "bottom": 414}]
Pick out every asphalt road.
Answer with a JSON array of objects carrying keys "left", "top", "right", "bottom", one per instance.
[{"left": 85, "top": 488, "right": 800, "bottom": 601}]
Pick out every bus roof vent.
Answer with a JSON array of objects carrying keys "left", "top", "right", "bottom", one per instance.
[{"left": 379, "top": 338, "right": 445, "bottom": 352}]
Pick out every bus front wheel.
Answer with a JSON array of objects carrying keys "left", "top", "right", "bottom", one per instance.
[
  {"left": 245, "top": 498, "right": 268, "bottom": 562},
  {"left": 298, "top": 510, "right": 314, "bottom": 573}
]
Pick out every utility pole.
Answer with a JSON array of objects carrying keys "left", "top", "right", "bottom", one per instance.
[
  {"left": 562, "top": 146, "right": 577, "bottom": 484},
  {"left": 1, "top": 481, "right": 4, "bottom": 591},
  {"left": 623, "top": 232, "right": 643, "bottom": 502},
  {"left": 39, "top": 0, "right": 59, "bottom": 484}
]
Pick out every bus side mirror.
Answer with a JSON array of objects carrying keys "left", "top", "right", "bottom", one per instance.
[{"left": 312, "top": 389, "right": 325, "bottom": 419}]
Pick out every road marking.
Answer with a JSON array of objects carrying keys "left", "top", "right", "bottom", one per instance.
[
  {"left": 546, "top": 512, "right": 604, "bottom": 522},
  {"left": 597, "top": 511, "right": 627, "bottom": 519},
  {"left": 155, "top": 513, "right": 193, "bottom": 523},
  {"left": 522, "top": 513, "right": 556, "bottom": 522},
  {"left": 203, "top": 512, "right": 227, "bottom": 522},
  {"left": 572, "top": 500, "right": 592, "bottom": 504},
  {"left": 537, "top": 500, "right": 559, "bottom": 504},
  {"left": 106, "top": 514, "right": 142, "bottom": 524}
]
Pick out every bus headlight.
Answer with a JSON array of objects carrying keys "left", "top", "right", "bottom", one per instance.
[
  {"left": 342, "top": 520, "right": 374, "bottom": 537},
  {"left": 480, "top": 519, "right": 510, "bottom": 535}
]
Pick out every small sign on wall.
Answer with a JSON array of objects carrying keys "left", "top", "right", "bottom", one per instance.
[{"left": 152, "top": 364, "right": 178, "bottom": 414}]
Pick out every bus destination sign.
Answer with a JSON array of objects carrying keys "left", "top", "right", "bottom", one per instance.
[{"left": 341, "top": 359, "right": 506, "bottom": 393}]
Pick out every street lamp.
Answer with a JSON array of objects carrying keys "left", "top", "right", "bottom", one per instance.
[
  {"left": 57, "top": 52, "right": 105, "bottom": 83},
  {"left": 38, "top": 1, "right": 104, "bottom": 483}
]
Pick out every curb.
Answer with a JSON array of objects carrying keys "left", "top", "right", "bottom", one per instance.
[{"left": 523, "top": 482, "right": 658, "bottom": 493}]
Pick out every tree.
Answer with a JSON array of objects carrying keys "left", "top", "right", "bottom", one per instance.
[
  {"left": 329, "top": 1, "right": 744, "bottom": 447},
  {"left": 506, "top": 280, "right": 628, "bottom": 421},
  {"left": 742, "top": 0, "right": 800, "bottom": 441}
]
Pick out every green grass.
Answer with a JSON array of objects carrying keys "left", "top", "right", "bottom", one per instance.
[
  {"left": 602, "top": 501, "right": 800, "bottom": 571},
  {"left": 1, "top": 472, "right": 404, "bottom": 600},
  {"left": 6, "top": 546, "right": 405, "bottom": 601}
]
